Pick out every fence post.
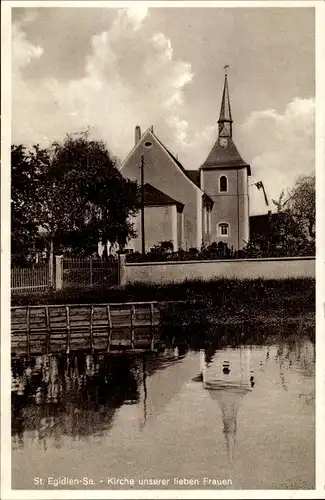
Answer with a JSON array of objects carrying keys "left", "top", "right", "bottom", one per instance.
[
  {"left": 118, "top": 253, "right": 126, "bottom": 286},
  {"left": 55, "top": 255, "right": 63, "bottom": 290},
  {"left": 49, "top": 238, "right": 54, "bottom": 288}
]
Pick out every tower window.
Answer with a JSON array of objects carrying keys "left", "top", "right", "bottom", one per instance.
[
  {"left": 219, "top": 223, "right": 229, "bottom": 236},
  {"left": 219, "top": 175, "right": 228, "bottom": 192}
]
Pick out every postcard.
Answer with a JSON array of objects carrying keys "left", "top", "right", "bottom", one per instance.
[{"left": 1, "top": 1, "right": 324, "bottom": 499}]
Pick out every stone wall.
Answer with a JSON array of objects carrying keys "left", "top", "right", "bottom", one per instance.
[{"left": 122, "top": 257, "right": 315, "bottom": 285}]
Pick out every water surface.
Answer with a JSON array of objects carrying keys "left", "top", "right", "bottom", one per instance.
[{"left": 12, "top": 333, "right": 315, "bottom": 490}]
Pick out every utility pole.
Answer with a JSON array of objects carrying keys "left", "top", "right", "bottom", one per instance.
[{"left": 140, "top": 155, "right": 145, "bottom": 255}]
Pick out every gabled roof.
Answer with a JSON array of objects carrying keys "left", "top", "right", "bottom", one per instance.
[
  {"left": 150, "top": 131, "right": 216, "bottom": 201},
  {"left": 150, "top": 130, "right": 195, "bottom": 179},
  {"left": 143, "top": 183, "right": 184, "bottom": 211},
  {"left": 186, "top": 170, "right": 201, "bottom": 188},
  {"left": 121, "top": 127, "right": 202, "bottom": 193},
  {"left": 200, "top": 137, "right": 251, "bottom": 174},
  {"left": 121, "top": 126, "right": 213, "bottom": 202}
]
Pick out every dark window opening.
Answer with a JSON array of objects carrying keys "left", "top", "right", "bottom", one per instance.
[
  {"left": 220, "top": 176, "right": 228, "bottom": 192},
  {"left": 219, "top": 223, "right": 229, "bottom": 236}
]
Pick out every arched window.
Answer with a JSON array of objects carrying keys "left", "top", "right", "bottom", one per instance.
[
  {"left": 218, "top": 223, "right": 229, "bottom": 236},
  {"left": 219, "top": 176, "right": 228, "bottom": 192}
]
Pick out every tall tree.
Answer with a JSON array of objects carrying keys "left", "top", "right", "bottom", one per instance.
[
  {"left": 270, "top": 173, "right": 315, "bottom": 255},
  {"left": 11, "top": 144, "right": 46, "bottom": 266},
  {"left": 11, "top": 132, "right": 140, "bottom": 264},
  {"left": 286, "top": 174, "right": 315, "bottom": 239},
  {"left": 40, "top": 131, "right": 140, "bottom": 256},
  {"left": 272, "top": 174, "right": 315, "bottom": 240}
]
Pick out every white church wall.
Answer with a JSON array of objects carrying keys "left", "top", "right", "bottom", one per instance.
[
  {"left": 202, "top": 168, "right": 249, "bottom": 249},
  {"left": 126, "top": 205, "right": 175, "bottom": 253},
  {"left": 121, "top": 129, "right": 201, "bottom": 249},
  {"left": 177, "top": 210, "right": 184, "bottom": 250}
]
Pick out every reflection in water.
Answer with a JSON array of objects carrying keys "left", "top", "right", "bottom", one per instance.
[
  {"left": 11, "top": 348, "right": 192, "bottom": 448},
  {"left": 203, "top": 348, "right": 253, "bottom": 464},
  {"left": 207, "top": 385, "right": 251, "bottom": 464},
  {"left": 11, "top": 332, "right": 315, "bottom": 490},
  {"left": 141, "top": 356, "right": 148, "bottom": 430},
  {"left": 11, "top": 353, "right": 142, "bottom": 449}
]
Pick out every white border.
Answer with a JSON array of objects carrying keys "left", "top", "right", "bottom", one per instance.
[{"left": 315, "top": 0, "right": 325, "bottom": 492}]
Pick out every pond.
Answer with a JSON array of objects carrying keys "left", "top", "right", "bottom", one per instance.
[{"left": 11, "top": 332, "right": 315, "bottom": 490}]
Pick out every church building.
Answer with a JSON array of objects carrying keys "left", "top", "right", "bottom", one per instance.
[{"left": 120, "top": 73, "right": 251, "bottom": 252}]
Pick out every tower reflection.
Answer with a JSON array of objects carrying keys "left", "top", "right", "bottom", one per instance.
[{"left": 203, "top": 347, "right": 253, "bottom": 464}]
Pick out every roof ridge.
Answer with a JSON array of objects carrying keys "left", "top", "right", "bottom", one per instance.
[
  {"left": 150, "top": 130, "right": 206, "bottom": 188},
  {"left": 151, "top": 131, "right": 185, "bottom": 169}
]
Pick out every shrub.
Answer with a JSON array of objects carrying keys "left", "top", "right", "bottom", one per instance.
[{"left": 126, "top": 239, "right": 315, "bottom": 263}]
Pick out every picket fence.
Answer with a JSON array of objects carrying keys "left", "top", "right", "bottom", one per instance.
[
  {"left": 11, "top": 265, "right": 50, "bottom": 294},
  {"left": 11, "top": 257, "right": 119, "bottom": 294}
]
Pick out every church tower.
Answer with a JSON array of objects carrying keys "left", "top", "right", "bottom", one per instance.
[{"left": 200, "top": 70, "right": 251, "bottom": 250}]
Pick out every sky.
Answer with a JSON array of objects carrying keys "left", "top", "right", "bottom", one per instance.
[{"left": 11, "top": 4, "right": 315, "bottom": 215}]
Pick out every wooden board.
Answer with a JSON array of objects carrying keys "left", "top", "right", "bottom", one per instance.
[{"left": 11, "top": 302, "right": 161, "bottom": 355}]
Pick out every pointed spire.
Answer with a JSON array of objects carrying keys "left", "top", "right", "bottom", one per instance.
[
  {"left": 205, "top": 383, "right": 251, "bottom": 464},
  {"left": 218, "top": 66, "right": 233, "bottom": 138},
  {"left": 200, "top": 67, "right": 251, "bottom": 175}
]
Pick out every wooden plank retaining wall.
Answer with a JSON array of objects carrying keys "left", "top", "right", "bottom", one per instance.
[{"left": 11, "top": 302, "right": 161, "bottom": 356}]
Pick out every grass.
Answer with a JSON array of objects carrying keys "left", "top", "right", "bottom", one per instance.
[
  {"left": 11, "top": 277, "right": 315, "bottom": 312},
  {"left": 11, "top": 278, "right": 315, "bottom": 346}
]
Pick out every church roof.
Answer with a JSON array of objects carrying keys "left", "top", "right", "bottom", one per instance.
[
  {"left": 200, "top": 137, "right": 251, "bottom": 174},
  {"left": 143, "top": 183, "right": 184, "bottom": 211},
  {"left": 185, "top": 170, "right": 201, "bottom": 188},
  {"left": 151, "top": 131, "right": 194, "bottom": 178},
  {"left": 200, "top": 70, "right": 251, "bottom": 175},
  {"left": 218, "top": 73, "right": 232, "bottom": 124},
  {"left": 150, "top": 129, "right": 214, "bottom": 201}
]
